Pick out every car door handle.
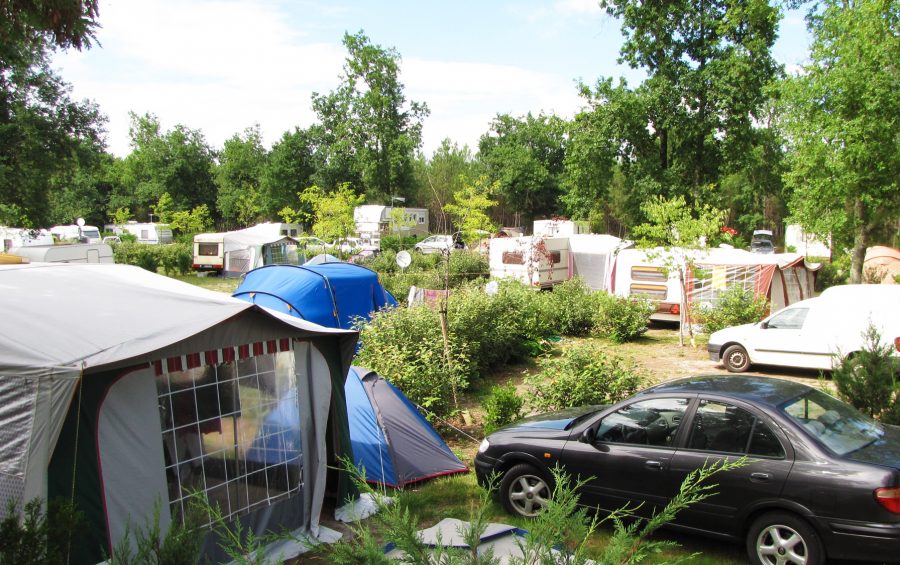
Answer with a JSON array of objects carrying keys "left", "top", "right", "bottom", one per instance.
[
  {"left": 645, "top": 460, "right": 664, "bottom": 470},
  {"left": 750, "top": 472, "right": 771, "bottom": 482}
]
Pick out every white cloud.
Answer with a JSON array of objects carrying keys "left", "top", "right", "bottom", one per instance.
[{"left": 553, "top": 0, "right": 603, "bottom": 15}]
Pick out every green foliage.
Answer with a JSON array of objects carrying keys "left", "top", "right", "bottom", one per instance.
[
  {"left": 447, "top": 251, "right": 490, "bottom": 288},
  {"left": 594, "top": 293, "right": 654, "bottom": 343},
  {"left": 831, "top": 324, "right": 899, "bottom": 424},
  {"left": 482, "top": 382, "right": 524, "bottom": 434},
  {"left": 443, "top": 175, "right": 499, "bottom": 244},
  {"left": 632, "top": 195, "right": 726, "bottom": 249},
  {"left": 356, "top": 305, "right": 472, "bottom": 417},
  {"left": 0, "top": 498, "right": 83, "bottom": 565},
  {"left": 780, "top": 0, "right": 900, "bottom": 283},
  {"left": 692, "top": 286, "right": 770, "bottom": 334},
  {"left": 112, "top": 207, "right": 132, "bottom": 225},
  {"left": 306, "top": 183, "right": 365, "bottom": 242},
  {"left": 380, "top": 235, "right": 420, "bottom": 253},
  {"left": 261, "top": 127, "right": 318, "bottom": 220},
  {"left": 815, "top": 253, "right": 850, "bottom": 292},
  {"left": 167, "top": 204, "right": 213, "bottom": 239},
  {"left": 157, "top": 243, "right": 193, "bottom": 276},
  {"left": 108, "top": 498, "right": 204, "bottom": 565},
  {"left": 547, "top": 277, "right": 599, "bottom": 337},
  {"left": 528, "top": 344, "right": 645, "bottom": 412},
  {"left": 600, "top": 457, "right": 749, "bottom": 564},
  {"left": 215, "top": 125, "right": 267, "bottom": 225},
  {"left": 111, "top": 242, "right": 190, "bottom": 274}
]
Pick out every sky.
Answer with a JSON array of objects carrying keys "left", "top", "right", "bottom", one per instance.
[{"left": 52, "top": 0, "right": 812, "bottom": 159}]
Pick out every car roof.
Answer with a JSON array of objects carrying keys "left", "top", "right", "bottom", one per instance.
[{"left": 639, "top": 375, "right": 813, "bottom": 408}]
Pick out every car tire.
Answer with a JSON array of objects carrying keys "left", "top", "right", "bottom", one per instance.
[
  {"left": 722, "top": 344, "right": 751, "bottom": 373},
  {"left": 746, "top": 511, "right": 824, "bottom": 565},
  {"left": 500, "top": 463, "right": 552, "bottom": 518}
]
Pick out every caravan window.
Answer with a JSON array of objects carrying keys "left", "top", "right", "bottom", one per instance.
[
  {"left": 198, "top": 243, "right": 219, "bottom": 256},
  {"left": 632, "top": 266, "right": 667, "bottom": 283},
  {"left": 502, "top": 251, "right": 525, "bottom": 265},
  {"left": 155, "top": 350, "right": 303, "bottom": 526}
]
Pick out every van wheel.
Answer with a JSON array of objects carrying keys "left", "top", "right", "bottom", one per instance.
[
  {"left": 747, "top": 511, "right": 823, "bottom": 565},
  {"left": 723, "top": 344, "right": 750, "bottom": 372}
]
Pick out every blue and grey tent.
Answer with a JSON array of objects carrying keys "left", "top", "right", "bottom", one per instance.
[
  {"left": 232, "top": 262, "right": 397, "bottom": 329},
  {"left": 346, "top": 367, "right": 467, "bottom": 487},
  {"left": 233, "top": 262, "right": 467, "bottom": 486}
]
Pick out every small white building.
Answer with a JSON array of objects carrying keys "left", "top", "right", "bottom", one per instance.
[{"left": 354, "top": 205, "right": 428, "bottom": 246}]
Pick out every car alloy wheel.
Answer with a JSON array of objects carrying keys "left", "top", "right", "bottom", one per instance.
[
  {"left": 748, "top": 512, "right": 823, "bottom": 565},
  {"left": 501, "top": 464, "right": 551, "bottom": 518}
]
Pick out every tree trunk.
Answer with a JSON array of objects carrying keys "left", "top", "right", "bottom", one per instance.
[{"left": 849, "top": 199, "right": 868, "bottom": 284}]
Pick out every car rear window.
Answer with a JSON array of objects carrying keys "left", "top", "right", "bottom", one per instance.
[{"left": 781, "top": 389, "right": 883, "bottom": 455}]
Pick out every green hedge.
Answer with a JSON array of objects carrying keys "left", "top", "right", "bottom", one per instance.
[{"left": 112, "top": 242, "right": 192, "bottom": 276}]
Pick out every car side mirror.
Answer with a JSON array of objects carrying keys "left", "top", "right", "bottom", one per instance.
[
  {"left": 580, "top": 427, "right": 596, "bottom": 444},
  {"left": 760, "top": 321, "right": 769, "bottom": 329}
]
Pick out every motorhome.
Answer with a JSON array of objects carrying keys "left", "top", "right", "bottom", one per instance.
[
  {"left": 354, "top": 205, "right": 429, "bottom": 247},
  {"left": 489, "top": 236, "right": 571, "bottom": 288},
  {"left": 50, "top": 224, "right": 102, "bottom": 244},
  {"left": 111, "top": 222, "right": 174, "bottom": 245},
  {"left": 0, "top": 227, "right": 54, "bottom": 252}
]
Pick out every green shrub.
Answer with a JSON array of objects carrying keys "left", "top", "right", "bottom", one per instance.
[
  {"left": 356, "top": 306, "right": 473, "bottom": 417},
  {"left": 482, "top": 382, "right": 524, "bottom": 434},
  {"left": 816, "top": 252, "right": 850, "bottom": 291},
  {"left": 831, "top": 324, "right": 899, "bottom": 423},
  {"left": 527, "top": 344, "right": 645, "bottom": 412},
  {"left": 692, "top": 285, "right": 770, "bottom": 334},
  {"left": 547, "top": 277, "right": 598, "bottom": 337},
  {"left": 113, "top": 242, "right": 161, "bottom": 273},
  {"left": 447, "top": 251, "right": 489, "bottom": 287},
  {"left": 1, "top": 498, "right": 82, "bottom": 564},
  {"left": 593, "top": 293, "right": 653, "bottom": 343},
  {"left": 158, "top": 243, "right": 192, "bottom": 276},
  {"left": 380, "top": 235, "right": 420, "bottom": 253}
]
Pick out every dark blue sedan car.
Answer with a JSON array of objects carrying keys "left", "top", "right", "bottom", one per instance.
[{"left": 475, "top": 376, "right": 900, "bottom": 564}]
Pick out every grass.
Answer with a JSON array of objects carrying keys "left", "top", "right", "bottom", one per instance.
[{"left": 171, "top": 272, "right": 240, "bottom": 294}]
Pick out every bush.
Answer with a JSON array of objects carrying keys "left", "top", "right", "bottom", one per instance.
[
  {"left": 1, "top": 498, "right": 82, "bottom": 564},
  {"left": 831, "top": 324, "right": 899, "bottom": 423},
  {"left": 356, "top": 306, "right": 473, "bottom": 417},
  {"left": 692, "top": 285, "right": 770, "bottom": 334},
  {"left": 816, "top": 252, "right": 850, "bottom": 291},
  {"left": 593, "top": 293, "right": 653, "bottom": 343},
  {"left": 447, "top": 251, "right": 489, "bottom": 287},
  {"left": 482, "top": 382, "right": 524, "bottom": 434},
  {"left": 547, "top": 277, "right": 598, "bottom": 337},
  {"left": 113, "top": 242, "right": 161, "bottom": 273},
  {"left": 380, "top": 235, "right": 420, "bottom": 253},
  {"left": 527, "top": 344, "right": 645, "bottom": 412},
  {"left": 158, "top": 243, "right": 192, "bottom": 276}
]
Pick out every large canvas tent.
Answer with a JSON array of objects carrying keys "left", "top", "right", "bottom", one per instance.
[
  {"left": 568, "top": 234, "right": 634, "bottom": 291},
  {"left": 232, "top": 262, "right": 398, "bottom": 329},
  {"left": 0, "top": 263, "right": 358, "bottom": 564}
]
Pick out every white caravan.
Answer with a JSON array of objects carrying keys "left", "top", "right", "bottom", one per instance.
[
  {"left": 193, "top": 223, "right": 302, "bottom": 276},
  {"left": 533, "top": 219, "right": 589, "bottom": 237},
  {"left": 489, "top": 236, "right": 571, "bottom": 288},
  {"left": 112, "top": 222, "right": 174, "bottom": 245},
  {"left": 8, "top": 243, "right": 114, "bottom": 264},
  {"left": 0, "top": 227, "right": 54, "bottom": 252},
  {"left": 50, "top": 224, "right": 102, "bottom": 244},
  {"left": 708, "top": 284, "right": 900, "bottom": 372}
]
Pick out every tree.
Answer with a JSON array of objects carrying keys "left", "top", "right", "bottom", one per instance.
[
  {"left": 413, "top": 139, "right": 477, "bottom": 234},
  {"left": 632, "top": 195, "right": 726, "bottom": 345},
  {"left": 260, "top": 127, "right": 318, "bottom": 220},
  {"left": 443, "top": 176, "right": 499, "bottom": 245},
  {"left": 312, "top": 31, "right": 429, "bottom": 202},
  {"left": 0, "top": 38, "right": 106, "bottom": 227},
  {"left": 1, "top": 0, "right": 99, "bottom": 60},
  {"left": 305, "top": 183, "right": 365, "bottom": 243},
  {"left": 780, "top": 0, "right": 900, "bottom": 282},
  {"left": 112, "top": 113, "right": 218, "bottom": 222},
  {"left": 216, "top": 125, "right": 267, "bottom": 226},
  {"left": 477, "top": 113, "right": 567, "bottom": 228}
]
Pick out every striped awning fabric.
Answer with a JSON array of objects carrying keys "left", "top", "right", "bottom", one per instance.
[{"left": 152, "top": 338, "right": 292, "bottom": 375}]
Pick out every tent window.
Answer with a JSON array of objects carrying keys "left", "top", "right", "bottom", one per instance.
[{"left": 155, "top": 351, "right": 303, "bottom": 526}]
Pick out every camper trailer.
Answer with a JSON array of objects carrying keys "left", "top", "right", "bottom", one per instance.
[
  {"left": 50, "top": 224, "right": 102, "bottom": 244},
  {"left": 489, "top": 236, "right": 571, "bottom": 288},
  {"left": 111, "top": 222, "right": 174, "bottom": 245},
  {"left": 611, "top": 248, "right": 685, "bottom": 322},
  {"left": 354, "top": 205, "right": 429, "bottom": 247},
  {"left": 533, "top": 219, "right": 589, "bottom": 237},
  {"left": 8, "top": 243, "right": 114, "bottom": 264},
  {"left": 193, "top": 224, "right": 302, "bottom": 276},
  {"left": 0, "top": 227, "right": 54, "bottom": 252}
]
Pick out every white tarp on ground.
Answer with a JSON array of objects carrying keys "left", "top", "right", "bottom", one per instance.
[{"left": 384, "top": 518, "right": 596, "bottom": 564}]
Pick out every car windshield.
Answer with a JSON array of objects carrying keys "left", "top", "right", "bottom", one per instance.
[{"left": 780, "top": 389, "right": 883, "bottom": 455}]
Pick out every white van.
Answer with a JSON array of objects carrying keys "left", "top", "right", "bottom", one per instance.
[
  {"left": 50, "top": 224, "right": 102, "bottom": 244},
  {"left": 708, "top": 285, "right": 900, "bottom": 372}
]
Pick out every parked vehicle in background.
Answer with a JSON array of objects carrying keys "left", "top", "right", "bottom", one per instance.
[
  {"left": 50, "top": 224, "right": 102, "bottom": 244},
  {"left": 751, "top": 230, "right": 775, "bottom": 254},
  {"left": 488, "top": 235, "right": 570, "bottom": 288},
  {"left": 476, "top": 375, "right": 900, "bottom": 565},
  {"left": 109, "top": 222, "right": 173, "bottom": 245},
  {"left": 0, "top": 227, "right": 54, "bottom": 252},
  {"left": 708, "top": 284, "right": 900, "bottom": 372},
  {"left": 8, "top": 243, "right": 113, "bottom": 264},
  {"left": 414, "top": 234, "right": 466, "bottom": 255}
]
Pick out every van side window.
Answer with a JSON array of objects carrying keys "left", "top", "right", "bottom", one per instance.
[{"left": 766, "top": 308, "right": 809, "bottom": 330}]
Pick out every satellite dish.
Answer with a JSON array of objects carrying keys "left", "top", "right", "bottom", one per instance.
[
  {"left": 396, "top": 250, "right": 412, "bottom": 269},
  {"left": 76, "top": 217, "right": 86, "bottom": 227}
]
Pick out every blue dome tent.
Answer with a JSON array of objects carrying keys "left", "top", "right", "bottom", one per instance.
[{"left": 234, "top": 263, "right": 467, "bottom": 486}]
